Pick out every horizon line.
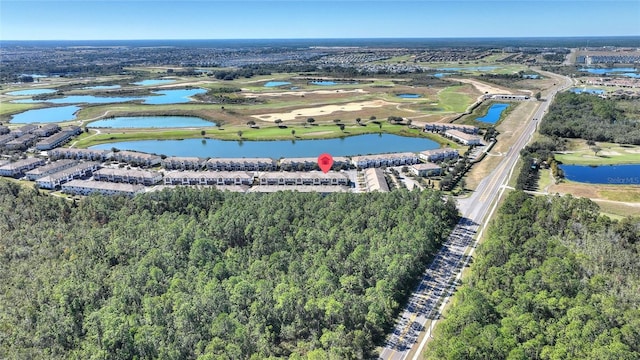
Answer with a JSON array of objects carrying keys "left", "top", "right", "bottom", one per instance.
[{"left": 2, "top": 35, "right": 639, "bottom": 42}]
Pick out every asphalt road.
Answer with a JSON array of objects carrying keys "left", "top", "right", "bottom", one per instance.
[{"left": 378, "top": 72, "right": 573, "bottom": 360}]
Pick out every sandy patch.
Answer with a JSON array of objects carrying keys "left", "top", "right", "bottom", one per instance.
[
  {"left": 453, "top": 78, "right": 511, "bottom": 95},
  {"left": 599, "top": 150, "right": 621, "bottom": 156},
  {"left": 304, "top": 131, "right": 334, "bottom": 136},
  {"left": 251, "top": 100, "right": 394, "bottom": 122},
  {"left": 243, "top": 88, "right": 366, "bottom": 98}
]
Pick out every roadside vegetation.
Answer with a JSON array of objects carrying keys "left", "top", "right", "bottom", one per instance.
[
  {"left": 426, "top": 191, "right": 640, "bottom": 360},
  {"left": 0, "top": 181, "right": 458, "bottom": 359}
]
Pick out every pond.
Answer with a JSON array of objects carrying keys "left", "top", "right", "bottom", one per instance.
[
  {"left": 11, "top": 89, "right": 206, "bottom": 105},
  {"left": 13, "top": 95, "right": 141, "bottom": 104},
  {"left": 142, "top": 89, "right": 207, "bottom": 104},
  {"left": 570, "top": 88, "right": 605, "bottom": 95},
  {"left": 560, "top": 164, "right": 640, "bottom": 185},
  {"left": 433, "top": 73, "right": 454, "bottom": 78},
  {"left": 476, "top": 103, "right": 509, "bottom": 124},
  {"left": 264, "top": 81, "right": 291, "bottom": 87},
  {"left": 6, "top": 89, "right": 57, "bottom": 96},
  {"left": 88, "top": 116, "right": 216, "bottom": 128},
  {"left": 132, "top": 79, "right": 176, "bottom": 86},
  {"left": 10, "top": 105, "right": 81, "bottom": 124},
  {"left": 396, "top": 93, "right": 422, "bottom": 99},
  {"left": 579, "top": 67, "right": 639, "bottom": 78},
  {"left": 90, "top": 133, "right": 440, "bottom": 159}
]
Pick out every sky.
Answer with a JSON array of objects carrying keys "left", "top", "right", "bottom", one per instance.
[{"left": 1, "top": 0, "right": 639, "bottom": 40}]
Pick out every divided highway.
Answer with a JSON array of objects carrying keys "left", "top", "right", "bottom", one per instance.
[{"left": 379, "top": 72, "right": 573, "bottom": 360}]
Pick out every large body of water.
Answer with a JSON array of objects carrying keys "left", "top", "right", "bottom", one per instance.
[
  {"left": 579, "top": 67, "right": 640, "bottom": 78},
  {"left": 11, "top": 88, "right": 205, "bottom": 105},
  {"left": 10, "top": 105, "right": 81, "bottom": 123},
  {"left": 90, "top": 134, "right": 440, "bottom": 158},
  {"left": 6, "top": 89, "right": 57, "bottom": 96},
  {"left": 89, "top": 116, "right": 216, "bottom": 128},
  {"left": 132, "top": 79, "right": 177, "bottom": 86},
  {"left": 476, "top": 103, "right": 509, "bottom": 124},
  {"left": 560, "top": 164, "right": 640, "bottom": 185}
]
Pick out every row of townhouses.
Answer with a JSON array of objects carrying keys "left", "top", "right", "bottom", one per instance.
[
  {"left": 35, "top": 162, "right": 100, "bottom": 190},
  {"left": 423, "top": 122, "right": 479, "bottom": 134}
]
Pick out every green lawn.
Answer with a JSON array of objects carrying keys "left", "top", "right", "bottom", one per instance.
[
  {"left": 0, "top": 102, "right": 40, "bottom": 118},
  {"left": 73, "top": 122, "right": 452, "bottom": 148},
  {"left": 437, "top": 85, "right": 474, "bottom": 113},
  {"left": 555, "top": 143, "right": 640, "bottom": 165}
]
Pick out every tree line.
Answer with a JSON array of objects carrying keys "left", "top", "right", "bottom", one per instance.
[
  {"left": 539, "top": 91, "right": 640, "bottom": 144},
  {"left": 0, "top": 181, "right": 458, "bottom": 359},
  {"left": 425, "top": 191, "right": 640, "bottom": 359}
]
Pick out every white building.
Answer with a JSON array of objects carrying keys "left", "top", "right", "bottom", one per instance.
[
  {"left": 410, "top": 162, "right": 442, "bottom": 177},
  {"left": 25, "top": 159, "right": 78, "bottom": 180},
  {"left": 206, "top": 157, "right": 276, "bottom": 171},
  {"left": 62, "top": 180, "right": 145, "bottom": 197},
  {"left": 444, "top": 129, "right": 482, "bottom": 146},
  {"left": 36, "top": 162, "right": 100, "bottom": 189},
  {"left": 258, "top": 171, "right": 349, "bottom": 186},
  {"left": 163, "top": 171, "right": 254, "bottom": 186},
  {"left": 351, "top": 152, "right": 419, "bottom": 169},
  {"left": 93, "top": 168, "right": 163, "bottom": 186},
  {"left": 419, "top": 148, "right": 459, "bottom": 163},
  {"left": 0, "top": 157, "right": 46, "bottom": 177}
]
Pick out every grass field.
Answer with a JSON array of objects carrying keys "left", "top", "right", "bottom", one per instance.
[
  {"left": 437, "top": 85, "right": 475, "bottom": 113},
  {"left": 555, "top": 141, "right": 640, "bottom": 165},
  {"left": 73, "top": 121, "right": 451, "bottom": 148}
]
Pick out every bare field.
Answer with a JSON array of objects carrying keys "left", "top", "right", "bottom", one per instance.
[{"left": 548, "top": 182, "right": 640, "bottom": 217}]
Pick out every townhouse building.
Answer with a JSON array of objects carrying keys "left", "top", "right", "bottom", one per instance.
[
  {"left": 163, "top": 171, "right": 254, "bottom": 186},
  {"left": 94, "top": 168, "right": 163, "bottom": 186},
  {"left": 35, "top": 162, "right": 100, "bottom": 189},
  {"left": 419, "top": 148, "right": 459, "bottom": 163},
  {"left": 0, "top": 157, "right": 46, "bottom": 177},
  {"left": 25, "top": 159, "right": 78, "bottom": 180},
  {"left": 351, "top": 152, "right": 419, "bottom": 169},
  {"left": 62, "top": 180, "right": 145, "bottom": 197},
  {"left": 258, "top": 172, "right": 349, "bottom": 186},
  {"left": 206, "top": 157, "right": 276, "bottom": 171}
]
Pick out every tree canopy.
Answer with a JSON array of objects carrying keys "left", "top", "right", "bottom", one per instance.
[
  {"left": 0, "top": 181, "right": 458, "bottom": 359},
  {"left": 426, "top": 191, "right": 640, "bottom": 360}
]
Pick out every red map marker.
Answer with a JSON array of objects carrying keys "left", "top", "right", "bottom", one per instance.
[{"left": 318, "top": 153, "right": 333, "bottom": 173}]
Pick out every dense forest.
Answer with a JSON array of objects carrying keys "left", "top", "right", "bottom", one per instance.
[
  {"left": 426, "top": 191, "right": 640, "bottom": 359},
  {"left": 539, "top": 92, "right": 640, "bottom": 144},
  {"left": 0, "top": 181, "right": 458, "bottom": 359}
]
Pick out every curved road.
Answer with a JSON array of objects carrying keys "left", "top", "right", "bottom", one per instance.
[{"left": 379, "top": 71, "right": 573, "bottom": 360}]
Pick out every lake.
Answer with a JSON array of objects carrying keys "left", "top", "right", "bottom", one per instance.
[
  {"left": 132, "top": 79, "right": 176, "bottom": 86},
  {"left": 90, "top": 133, "right": 440, "bottom": 158},
  {"left": 560, "top": 164, "right": 640, "bottom": 185},
  {"left": 476, "top": 103, "right": 509, "bottom": 124},
  {"left": 142, "top": 89, "right": 207, "bottom": 104},
  {"left": 570, "top": 88, "right": 605, "bottom": 95},
  {"left": 579, "top": 67, "right": 639, "bottom": 78},
  {"left": 10, "top": 105, "right": 81, "bottom": 124},
  {"left": 397, "top": 93, "right": 422, "bottom": 98},
  {"left": 88, "top": 116, "right": 216, "bottom": 128},
  {"left": 6, "top": 89, "right": 56, "bottom": 96},
  {"left": 264, "top": 81, "right": 291, "bottom": 87},
  {"left": 11, "top": 89, "right": 206, "bottom": 105}
]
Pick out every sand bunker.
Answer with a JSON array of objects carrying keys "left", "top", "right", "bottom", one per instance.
[
  {"left": 243, "top": 88, "right": 366, "bottom": 98},
  {"left": 454, "top": 78, "right": 511, "bottom": 95},
  {"left": 251, "top": 100, "right": 393, "bottom": 122}
]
